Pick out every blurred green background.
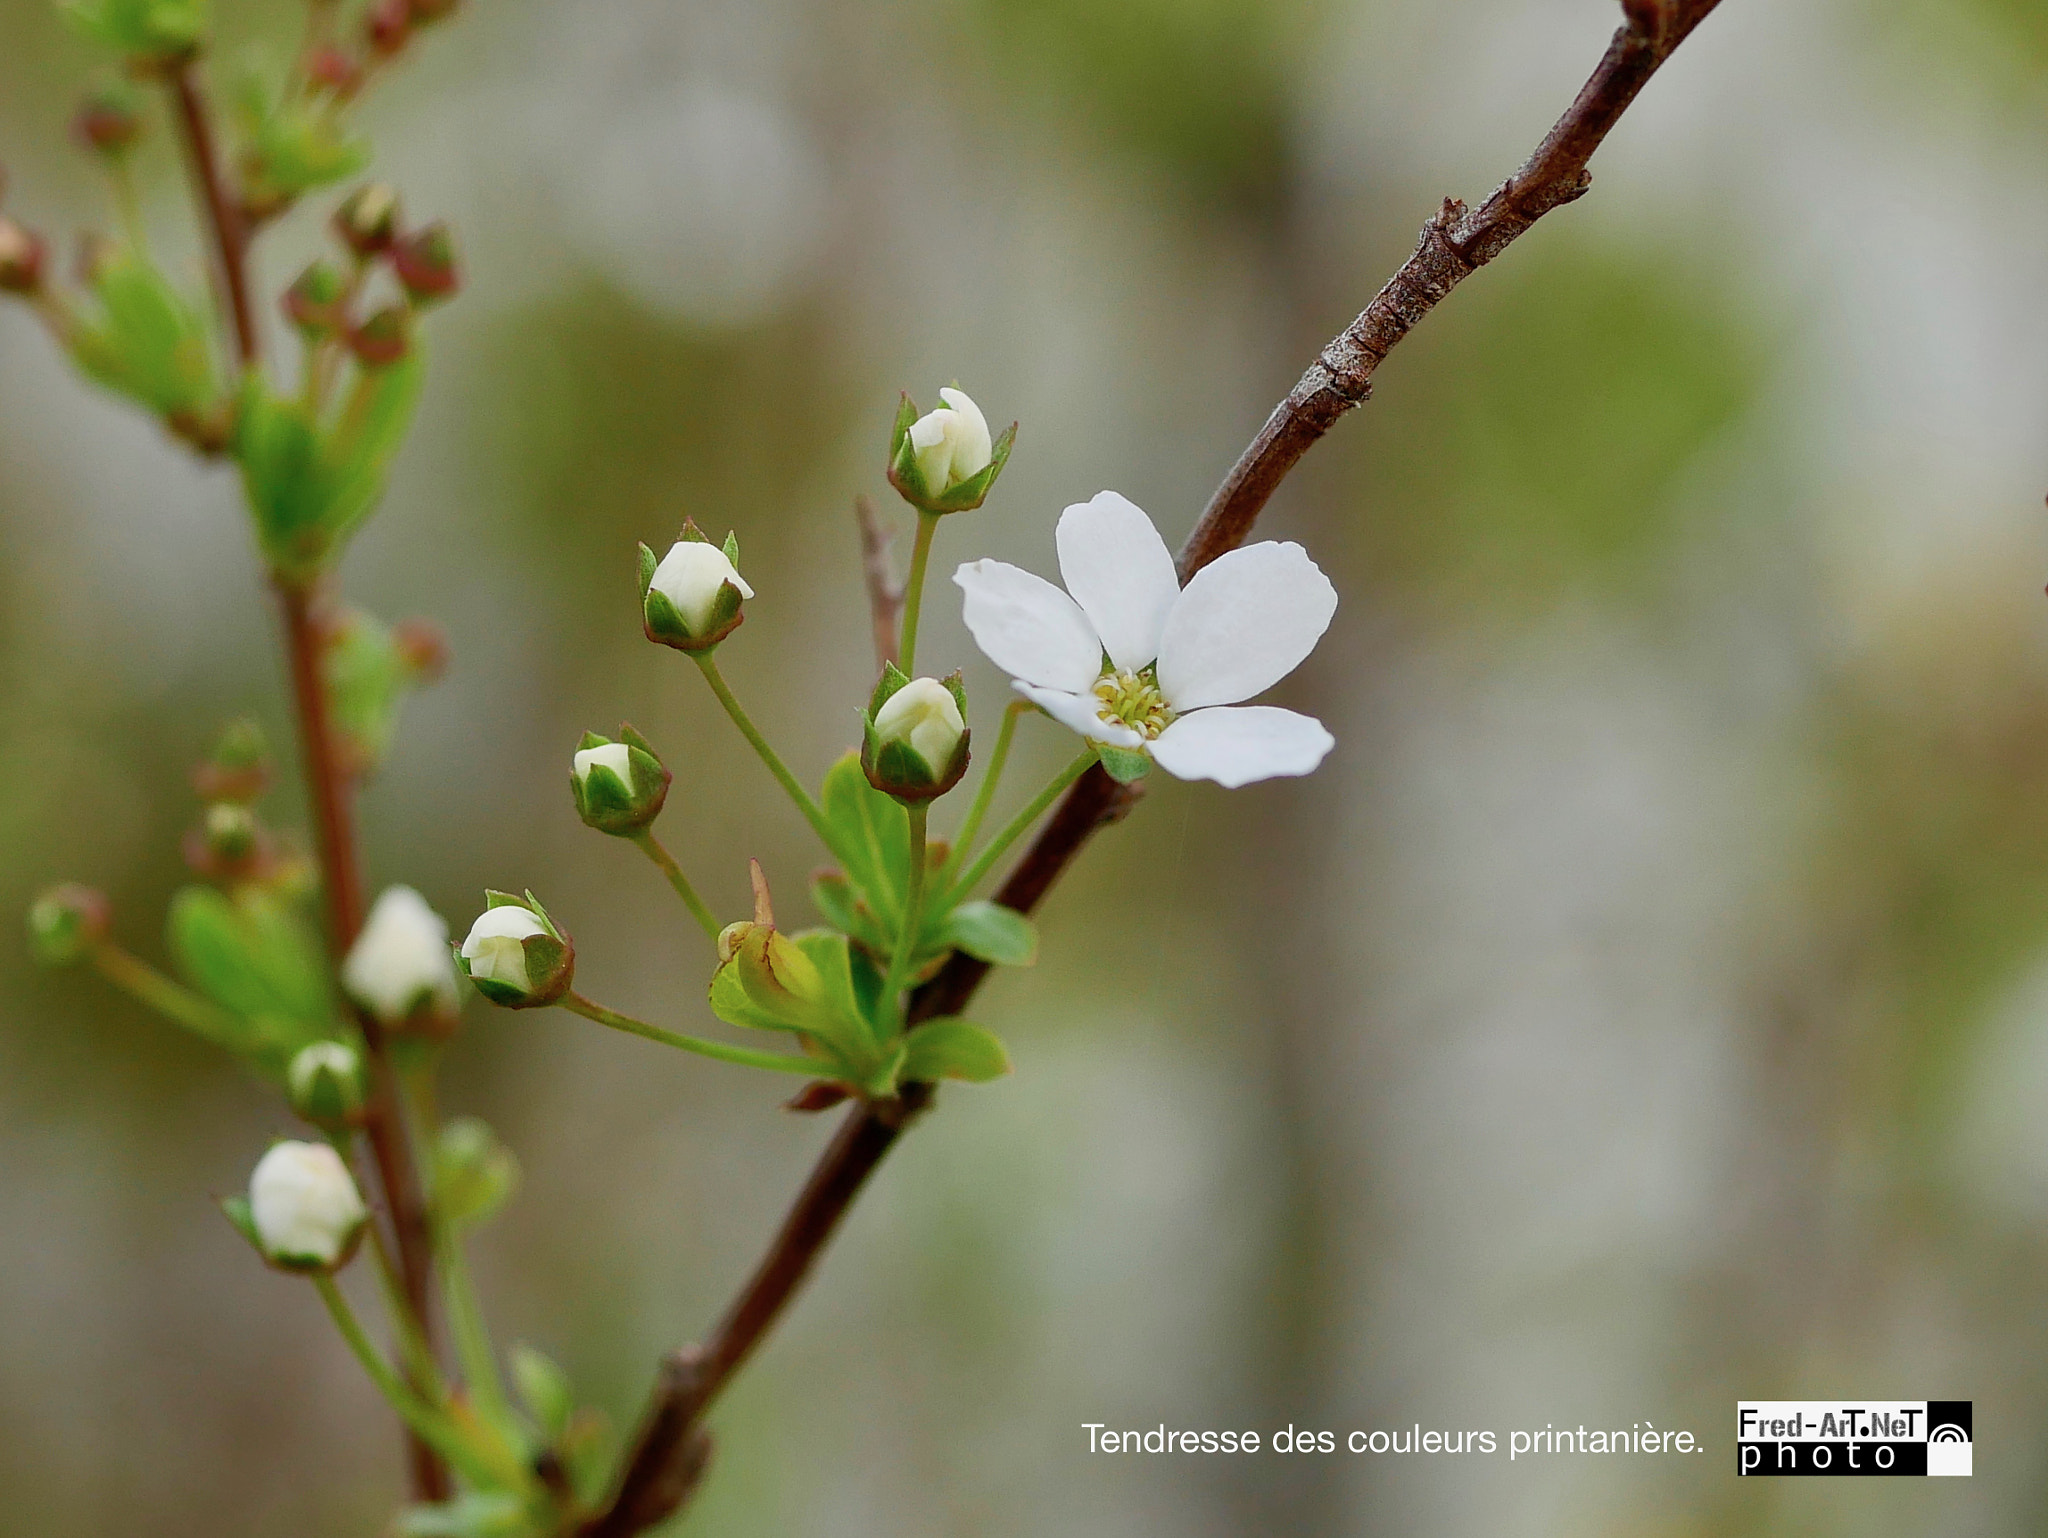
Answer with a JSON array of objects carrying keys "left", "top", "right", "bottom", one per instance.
[{"left": 4, "top": 0, "right": 2047, "bottom": 1533}]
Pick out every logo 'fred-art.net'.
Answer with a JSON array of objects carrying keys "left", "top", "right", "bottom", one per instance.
[{"left": 1737, "top": 1401, "right": 1971, "bottom": 1477}]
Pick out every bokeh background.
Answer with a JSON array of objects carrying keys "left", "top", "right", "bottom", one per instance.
[{"left": 4, "top": 0, "right": 2047, "bottom": 1532}]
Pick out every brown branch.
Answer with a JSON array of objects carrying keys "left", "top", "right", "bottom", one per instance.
[
  {"left": 277, "top": 581, "right": 449, "bottom": 1504},
  {"left": 164, "top": 56, "right": 259, "bottom": 369},
  {"left": 579, "top": 3, "right": 1725, "bottom": 1528},
  {"left": 854, "top": 494, "right": 904, "bottom": 670}
]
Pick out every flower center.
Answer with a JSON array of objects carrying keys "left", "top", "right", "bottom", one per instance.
[{"left": 1093, "top": 668, "right": 1174, "bottom": 740}]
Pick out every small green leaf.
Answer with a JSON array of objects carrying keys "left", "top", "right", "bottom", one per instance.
[
  {"left": 509, "top": 1344, "right": 574, "bottom": 1444},
  {"left": 218, "top": 1193, "right": 262, "bottom": 1254},
  {"left": 394, "top": 1493, "right": 529, "bottom": 1538},
  {"left": 435, "top": 1117, "right": 519, "bottom": 1229},
  {"left": 819, "top": 752, "right": 911, "bottom": 925},
  {"left": 61, "top": 0, "right": 206, "bottom": 58},
  {"left": 708, "top": 959, "right": 800, "bottom": 1032},
  {"left": 901, "top": 1018, "right": 1011, "bottom": 1084},
  {"left": 69, "top": 251, "right": 220, "bottom": 419},
  {"left": 166, "top": 885, "right": 335, "bottom": 1074},
  {"left": 937, "top": 901, "right": 1038, "bottom": 966}
]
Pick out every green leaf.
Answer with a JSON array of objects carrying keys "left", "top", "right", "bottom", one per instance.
[
  {"left": 69, "top": 251, "right": 220, "bottom": 419},
  {"left": 509, "top": 1344, "right": 574, "bottom": 1444},
  {"left": 233, "top": 67, "right": 369, "bottom": 203},
  {"left": 936, "top": 901, "right": 1038, "bottom": 966},
  {"left": 819, "top": 752, "right": 911, "bottom": 927},
  {"left": 810, "top": 872, "right": 889, "bottom": 956},
  {"left": 901, "top": 1018, "right": 1011, "bottom": 1084},
  {"left": 61, "top": 0, "right": 205, "bottom": 58},
  {"left": 435, "top": 1117, "right": 519, "bottom": 1229},
  {"left": 395, "top": 1494, "right": 529, "bottom": 1538},
  {"left": 789, "top": 929, "right": 880, "bottom": 1053},
  {"left": 166, "top": 885, "right": 335, "bottom": 1074}
]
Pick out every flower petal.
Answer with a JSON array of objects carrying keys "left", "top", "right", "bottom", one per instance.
[
  {"left": 1150, "top": 706, "right": 1334, "bottom": 788},
  {"left": 954, "top": 559, "right": 1102, "bottom": 692},
  {"left": 1012, "top": 682, "right": 1144, "bottom": 749},
  {"left": 1155, "top": 542, "right": 1337, "bottom": 710},
  {"left": 1055, "top": 491, "right": 1180, "bottom": 673}
]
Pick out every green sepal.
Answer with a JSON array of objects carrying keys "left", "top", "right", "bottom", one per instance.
[
  {"left": 570, "top": 725, "right": 670, "bottom": 835},
  {"left": 167, "top": 884, "right": 335, "bottom": 1075},
  {"left": 68, "top": 250, "right": 221, "bottom": 422},
  {"left": 1097, "top": 745, "right": 1152, "bottom": 784},
  {"left": 924, "top": 420, "right": 1016, "bottom": 515},
  {"left": 866, "top": 661, "right": 912, "bottom": 722},
  {"left": 722, "top": 531, "right": 740, "bottom": 567},
  {"left": 937, "top": 901, "right": 1038, "bottom": 967},
  {"left": 636, "top": 542, "right": 657, "bottom": 600},
  {"left": 233, "top": 64, "right": 368, "bottom": 209},
  {"left": 510, "top": 1344, "right": 574, "bottom": 1444},
  {"left": 886, "top": 397, "right": 1017, "bottom": 515},
  {"left": 640, "top": 525, "right": 746, "bottom": 651},
  {"left": 435, "top": 1117, "right": 520, "bottom": 1230},
  {"left": 218, "top": 1193, "right": 262, "bottom": 1254},
  {"left": 900, "top": 1018, "right": 1011, "bottom": 1084}
]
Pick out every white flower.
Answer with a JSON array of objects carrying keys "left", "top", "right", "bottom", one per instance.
[
  {"left": 460, "top": 905, "right": 549, "bottom": 995},
  {"left": 872, "top": 677, "right": 966, "bottom": 771},
  {"left": 650, "top": 540, "right": 754, "bottom": 635},
  {"left": 342, "top": 885, "right": 460, "bottom": 1024},
  {"left": 953, "top": 491, "right": 1337, "bottom": 788},
  {"left": 908, "top": 388, "right": 992, "bottom": 496},
  {"left": 249, "top": 1141, "right": 367, "bottom": 1268},
  {"left": 573, "top": 741, "right": 633, "bottom": 787}
]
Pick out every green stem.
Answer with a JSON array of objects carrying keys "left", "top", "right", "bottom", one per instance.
[
  {"left": 561, "top": 991, "right": 819, "bottom": 1077},
  {"left": 876, "top": 804, "right": 929, "bottom": 1032},
  {"left": 110, "top": 160, "right": 150, "bottom": 259},
  {"left": 896, "top": 510, "right": 940, "bottom": 674},
  {"left": 358, "top": 1160, "right": 441, "bottom": 1398},
  {"left": 90, "top": 945, "right": 247, "bottom": 1047},
  {"left": 314, "top": 1274, "right": 503, "bottom": 1489},
  {"left": 629, "top": 830, "right": 722, "bottom": 943},
  {"left": 692, "top": 653, "right": 845, "bottom": 863},
  {"left": 940, "top": 700, "right": 1026, "bottom": 891},
  {"left": 945, "top": 750, "right": 1097, "bottom": 903},
  {"left": 440, "top": 1229, "right": 517, "bottom": 1439}
]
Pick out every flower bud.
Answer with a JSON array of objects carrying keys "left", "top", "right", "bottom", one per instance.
[
  {"left": 193, "top": 718, "right": 272, "bottom": 803},
  {"left": 640, "top": 523, "right": 753, "bottom": 651},
  {"left": 282, "top": 260, "right": 346, "bottom": 337},
  {"left": 457, "top": 894, "right": 573, "bottom": 1009},
  {"left": 365, "top": 0, "right": 412, "bottom": 57},
  {"left": 343, "top": 885, "right": 461, "bottom": 1030},
  {"left": 862, "top": 669, "right": 970, "bottom": 802},
  {"left": 888, "top": 387, "right": 1013, "bottom": 513},
  {"left": 73, "top": 87, "right": 143, "bottom": 156},
  {"left": 203, "top": 802, "right": 258, "bottom": 863},
  {"left": 392, "top": 618, "right": 449, "bottom": 681},
  {"left": 303, "top": 44, "right": 364, "bottom": 98},
  {"left": 246, "top": 1141, "right": 367, "bottom": 1272},
  {"left": 0, "top": 217, "right": 46, "bottom": 295},
  {"left": 333, "top": 183, "right": 400, "bottom": 257},
  {"left": 435, "top": 1116, "right": 519, "bottom": 1229},
  {"left": 345, "top": 304, "right": 409, "bottom": 367},
  {"left": 391, "top": 220, "right": 459, "bottom": 303},
  {"left": 27, "top": 883, "right": 109, "bottom": 966},
  {"left": 570, "top": 725, "right": 670, "bottom": 835},
  {"left": 287, "top": 1041, "right": 367, "bottom": 1130}
]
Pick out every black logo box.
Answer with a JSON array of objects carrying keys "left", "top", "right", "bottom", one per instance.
[{"left": 1736, "top": 1402, "right": 1971, "bottom": 1477}]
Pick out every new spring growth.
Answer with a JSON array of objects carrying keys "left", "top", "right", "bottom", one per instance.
[
  {"left": 571, "top": 725, "right": 670, "bottom": 835},
  {"left": 27, "top": 883, "right": 110, "bottom": 967},
  {"left": 458, "top": 893, "right": 573, "bottom": 1009},
  {"left": 641, "top": 522, "right": 752, "bottom": 651},
  {"left": 391, "top": 221, "right": 459, "bottom": 304},
  {"left": 343, "top": 885, "right": 461, "bottom": 1033},
  {"left": 0, "top": 216, "right": 46, "bottom": 295},
  {"left": 435, "top": 1116, "right": 519, "bottom": 1229},
  {"left": 192, "top": 718, "right": 271, "bottom": 803},
  {"left": 862, "top": 668, "right": 970, "bottom": 803},
  {"left": 283, "top": 261, "right": 346, "bottom": 337},
  {"left": 334, "top": 183, "right": 401, "bottom": 258},
  {"left": 240, "top": 1141, "right": 368, "bottom": 1273},
  {"left": 887, "top": 387, "right": 1016, "bottom": 514},
  {"left": 73, "top": 84, "right": 142, "bottom": 157},
  {"left": 287, "top": 1041, "right": 367, "bottom": 1131}
]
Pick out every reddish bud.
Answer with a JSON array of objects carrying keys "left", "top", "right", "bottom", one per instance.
[
  {"left": 282, "top": 260, "right": 347, "bottom": 336},
  {"left": 333, "top": 183, "right": 400, "bottom": 257},
  {"left": 366, "top": 0, "right": 411, "bottom": 56},
  {"left": 303, "top": 44, "right": 365, "bottom": 98},
  {"left": 393, "top": 618, "right": 450, "bottom": 681},
  {"left": 346, "top": 305, "right": 410, "bottom": 367},
  {"left": 73, "top": 91, "right": 142, "bottom": 156},
  {"left": 0, "top": 217, "right": 45, "bottom": 294},
  {"left": 391, "top": 221, "right": 459, "bottom": 302}
]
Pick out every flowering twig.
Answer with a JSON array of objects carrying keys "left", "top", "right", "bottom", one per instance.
[{"left": 577, "top": 2, "right": 1728, "bottom": 1529}]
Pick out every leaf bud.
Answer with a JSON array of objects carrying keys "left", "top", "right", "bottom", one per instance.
[
  {"left": 282, "top": 260, "right": 346, "bottom": 337},
  {"left": 333, "top": 183, "right": 400, "bottom": 257},
  {"left": 639, "top": 522, "right": 752, "bottom": 651},
  {"left": 343, "top": 885, "right": 461, "bottom": 1032},
  {"left": 240, "top": 1141, "right": 367, "bottom": 1272},
  {"left": 391, "top": 220, "right": 459, "bottom": 303},
  {"left": 287, "top": 1041, "right": 367, "bottom": 1130},
  {"left": 887, "top": 386, "right": 1016, "bottom": 514},
  {"left": 302, "top": 44, "right": 364, "bottom": 98},
  {"left": 345, "top": 304, "right": 410, "bottom": 367},
  {"left": 570, "top": 725, "right": 670, "bottom": 836},
  {"left": 27, "top": 883, "right": 110, "bottom": 966},
  {"left": 192, "top": 717, "right": 272, "bottom": 803},
  {"left": 0, "top": 217, "right": 47, "bottom": 295},
  {"left": 861, "top": 668, "right": 970, "bottom": 802},
  {"left": 73, "top": 85, "right": 143, "bottom": 156},
  {"left": 457, "top": 893, "right": 573, "bottom": 1009},
  {"left": 434, "top": 1116, "right": 519, "bottom": 1229}
]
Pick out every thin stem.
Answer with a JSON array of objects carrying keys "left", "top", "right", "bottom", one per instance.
[
  {"left": 691, "top": 653, "right": 843, "bottom": 861},
  {"left": 940, "top": 700, "right": 1025, "bottom": 891},
  {"left": 896, "top": 511, "right": 940, "bottom": 674},
  {"left": 875, "top": 804, "right": 929, "bottom": 1032},
  {"left": 164, "top": 57, "right": 258, "bottom": 370},
  {"left": 440, "top": 1229, "right": 517, "bottom": 1439},
  {"left": 628, "top": 830, "right": 721, "bottom": 943},
  {"left": 314, "top": 1274, "right": 501, "bottom": 1490},
  {"left": 561, "top": 992, "right": 819, "bottom": 1077},
  {"left": 89, "top": 944, "right": 245, "bottom": 1046},
  {"left": 108, "top": 159, "right": 150, "bottom": 258},
  {"left": 945, "top": 751, "right": 1097, "bottom": 904}
]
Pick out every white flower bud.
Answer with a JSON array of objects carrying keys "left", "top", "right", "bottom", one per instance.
[
  {"left": 342, "top": 885, "right": 460, "bottom": 1026},
  {"left": 460, "top": 905, "right": 547, "bottom": 992},
  {"left": 572, "top": 742, "right": 633, "bottom": 786},
  {"left": 908, "top": 388, "right": 992, "bottom": 497},
  {"left": 249, "top": 1141, "right": 367, "bottom": 1270},
  {"left": 650, "top": 541, "right": 754, "bottom": 636},
  {"left": 288, "top": 1041, "right": 366, "bottom": 1129},
  {"left": 872, "top": 677, "right": 965, "bottom": 771},
  {"left": 457, "top": 899, "right": 574, "bottom": 1009}
]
